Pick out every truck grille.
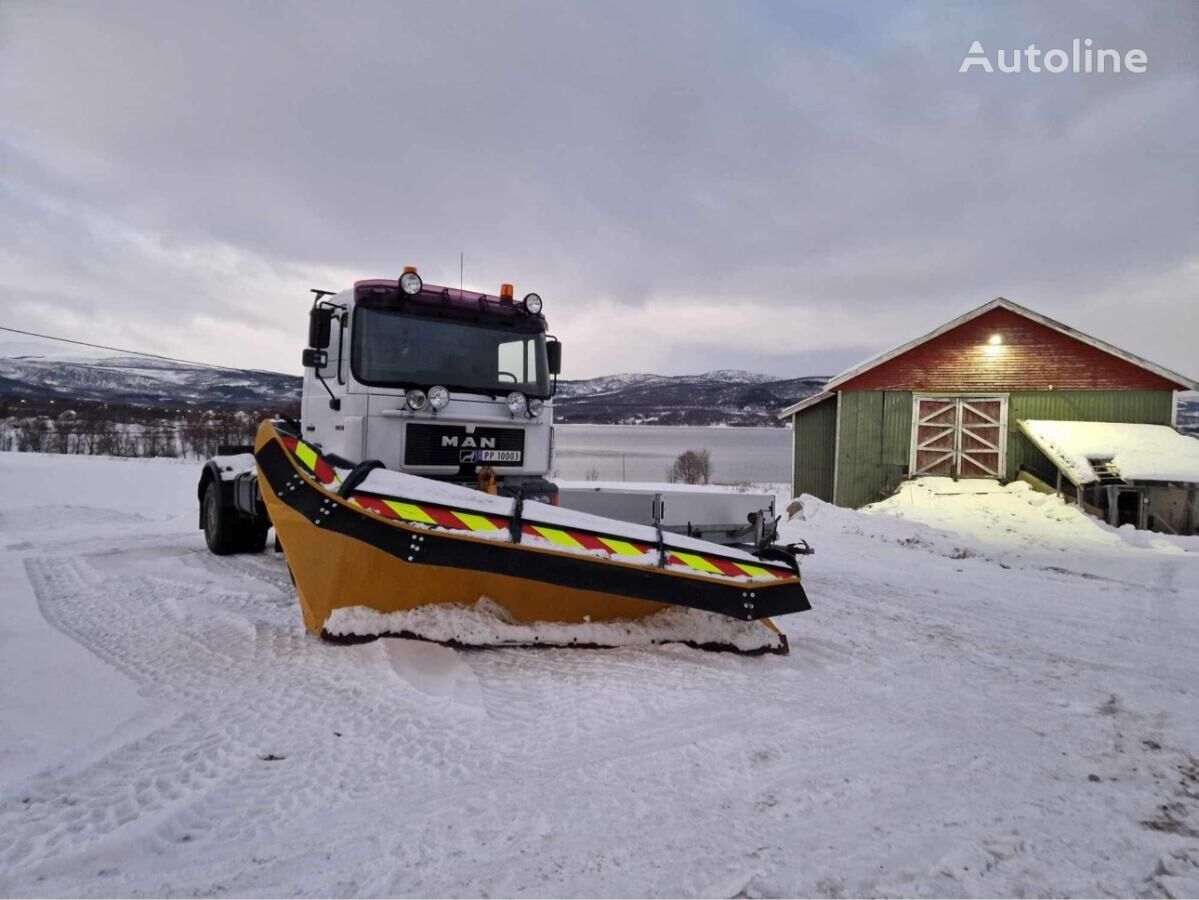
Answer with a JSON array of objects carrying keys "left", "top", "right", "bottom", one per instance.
[{"left": 404, "top": 423, "right": 526, "bottom": 467}]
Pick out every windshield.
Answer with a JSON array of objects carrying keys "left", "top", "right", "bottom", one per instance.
[{"left": 352, "top": 306, "right": 550, "bottom": 397}]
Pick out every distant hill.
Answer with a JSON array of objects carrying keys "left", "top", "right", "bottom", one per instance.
[
  {"left": 555, "top": 372, "right": 828, "bottom": 426},
  {"left": 0, "top": 353, "right": 301, "bottom": 412},
  {"left": 0, "top": 347, "right": 825, "bottom": 424}
]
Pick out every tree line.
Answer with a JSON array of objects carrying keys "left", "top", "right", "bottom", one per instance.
[{"left": 0, "top": 398, "right": 298, "bottom": 459}]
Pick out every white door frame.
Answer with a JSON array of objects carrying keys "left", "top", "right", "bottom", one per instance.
[{"left": 909, "top": 394, "right": 1009, "bottom": 480}]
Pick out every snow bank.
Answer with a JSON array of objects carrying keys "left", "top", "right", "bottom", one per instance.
[
  {"left": 1020, "top": 419, "right": 1199, "bottom": 484},
  {"left": 324, "top": 598, "right": 785, "bottom": 652}
]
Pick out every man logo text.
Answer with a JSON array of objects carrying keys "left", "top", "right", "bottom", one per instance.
[{"left": 441, "top": 435, "right": 497, "bottom": 449}]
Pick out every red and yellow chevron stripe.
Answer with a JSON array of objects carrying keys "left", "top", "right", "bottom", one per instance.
[{"left": 278, "top": 435, "right": 792, "bottom": 582}]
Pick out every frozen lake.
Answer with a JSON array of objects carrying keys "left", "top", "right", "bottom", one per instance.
[{"left": 552, "top": 424, "right": 791, "bottom": 483}]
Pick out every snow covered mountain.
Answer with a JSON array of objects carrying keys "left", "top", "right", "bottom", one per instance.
[
  {"left": 0, "top": 344, "right": 825, "bottom": 424},
  {"left": 555, "top": 372, "right": 829, "bottom": 425},
  {"left": 0, "top": 352, "right": 301, "bottom": 411}
]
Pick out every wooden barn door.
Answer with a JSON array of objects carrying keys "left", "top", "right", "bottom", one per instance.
[
  {"left": 912, "top": 398, "right": 959, "bottom": 477},
  {"left": 912, "top": 397, "right": 1007, "bottom": 480}
]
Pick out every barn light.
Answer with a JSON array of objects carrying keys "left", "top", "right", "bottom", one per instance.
[{"left": 988, "top": 334, "right": 1003, "bottom": 345}]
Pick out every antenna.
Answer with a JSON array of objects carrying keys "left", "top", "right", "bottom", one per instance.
[{"left": 459, "top": 251, "right": 464, "bottom": 297}]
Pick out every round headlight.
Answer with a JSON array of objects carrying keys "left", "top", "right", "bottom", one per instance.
[
  {"left": 522, "top": 293, "right": 543, "bottom": 315},
  {"left": 399, "top": 271, "right": 423, "bottom": 295},
  {"left": 527, "top": 398, "right": 544, "bottom": 417},
  {"left": 506, "top": 391, "right": 527, "bottom": 415},
  {"left": 428, "top": 385, "right": 450, "bottom": 410},
  {"left": 406, "top": 388, "right": 428, "bottom": 411}
]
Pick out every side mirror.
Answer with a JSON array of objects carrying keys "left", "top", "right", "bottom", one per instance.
[
  {"left": 302, "top": 348, "right": 328, "bottom": 369},
  {"left": 546, "top": 340, "right": 562, "bottom": 376},
  {"left": 308, "top": 307, "right": 333, "bottom": 349}
]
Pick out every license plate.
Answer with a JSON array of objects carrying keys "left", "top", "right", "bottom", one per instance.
[{"left": 461, "top": 449, "right": 522, "bottom": 463}]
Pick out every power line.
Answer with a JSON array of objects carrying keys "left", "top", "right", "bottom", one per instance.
[{"left": 0, "top": 325, "right": 293, "bottom": 378}]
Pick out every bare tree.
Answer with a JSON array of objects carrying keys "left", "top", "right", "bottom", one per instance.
[{"left": 669, "top": 449, "right": 712, "bottom": 485}]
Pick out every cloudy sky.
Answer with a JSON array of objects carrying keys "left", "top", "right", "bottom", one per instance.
[{"left": 1, "top": 1, "right": 1195, "bottom": 379}]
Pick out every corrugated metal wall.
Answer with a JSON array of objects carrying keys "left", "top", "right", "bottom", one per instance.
[
  {"left": 1007, "top": 390, "right": 1175, "bottom": 480},
  {"left": 790, "top": 395, "right": 837, "bottom": 501},
  {"left": 834, "top": 391, "right": 913, "bottom": 508}
]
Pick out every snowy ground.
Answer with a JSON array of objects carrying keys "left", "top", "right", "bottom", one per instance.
[{"left": 1, "top": 454, "right": 1198, "bottom": 898}]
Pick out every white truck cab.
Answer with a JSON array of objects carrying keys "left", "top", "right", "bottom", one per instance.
[{"left": 301, "top": 272, "right": 560, "bottom": 499}]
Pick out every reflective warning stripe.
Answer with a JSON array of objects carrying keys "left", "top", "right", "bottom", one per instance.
[
  {"left": 733, "top": 563, "right": 772, "bottom": 578},
  {"left": 530, "top": 525, "right": 585, "bottom": 550},
  {"left": 597, "top": 537, "right": 645, "bottom": 558},
  {"left": 278, "top": 434, "right": 795, "bottom": 582},
  {"left": 669, "top": 551, "right": 723, "bottom": 575},
  {"left": 454, "top": 512, "right": 503, "bottom": 532},
  {"left": 383, "top": 500, "right": 437, "bottom": 525},
  {"left": 294, "top": 442, "right": 319, "bottom": 471}
]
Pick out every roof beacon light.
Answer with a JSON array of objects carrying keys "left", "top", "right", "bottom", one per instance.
[
  {"left": 523, "top": 292, "right": 543, "bottom": 315},
  {"left": 500, "top": 283, "right": 515, "bottom": 303},
  {"left": 400, "top": 267, "right": 423, "bottom": 296}
]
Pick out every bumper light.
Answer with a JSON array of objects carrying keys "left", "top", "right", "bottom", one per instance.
[
  {"left": 428, "top": 385, "right": 450, "bottom": 410},
  {"left": 406, "top": 389, "right": 428, "bottom": 411},
  {"left": 506, "top": 391, "right": 527, "bottom": 415}
]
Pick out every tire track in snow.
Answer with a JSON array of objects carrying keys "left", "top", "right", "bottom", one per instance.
[{"left": 2, "top": 554, "right": 490, "bottom": 880}]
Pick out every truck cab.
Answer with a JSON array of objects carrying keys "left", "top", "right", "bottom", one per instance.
[{"left": 302, "top": 271, "right": 561, "bottom": 499}]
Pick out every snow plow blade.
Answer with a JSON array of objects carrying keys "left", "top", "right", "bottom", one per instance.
[{"left": 255, "top": 420, "right": 810, "bottom": 654}]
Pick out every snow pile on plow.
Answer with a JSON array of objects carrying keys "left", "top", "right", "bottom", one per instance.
[{"left": 324, "top": 599, "right": 787, "bottom": 653}]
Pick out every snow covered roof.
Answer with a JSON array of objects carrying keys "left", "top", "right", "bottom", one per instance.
[
  {"left": 776, "top": 390, "right": 835, "bottom": 420},
  {"left": 820, "top": 298, "right": 1198, "bottom": 394},
  {"left": 1017, "top": 419, "right": 1199, "bottom": 485}
]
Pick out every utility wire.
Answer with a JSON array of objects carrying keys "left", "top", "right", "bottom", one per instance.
[{"left": 0, "top": 325, "right": 293, "bottom": 378}]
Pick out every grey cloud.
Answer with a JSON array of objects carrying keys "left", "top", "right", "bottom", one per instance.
[{"left": 1, "top": 0, "right": 1195, "bottom": 377}]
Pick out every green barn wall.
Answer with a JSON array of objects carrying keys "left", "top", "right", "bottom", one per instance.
[
  {"left": 790, "top": 395, "right": 838, "bottom": 501},
  {"left": 790, "top": 389, "right": 1177, "bottom": 509},
  {"left": 833, "top": 390, "right": 913, "bottom": 508},
  {"left": 1006, "top": 390, "right": 1175, "bottom": 481}
]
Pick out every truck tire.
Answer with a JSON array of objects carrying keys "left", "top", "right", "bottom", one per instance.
[
  {"left": 203, "top": 481, "right": 240, "bottom": 555},
  {"left": 241, "top": 521, "right": 269, "bottom": 554}
]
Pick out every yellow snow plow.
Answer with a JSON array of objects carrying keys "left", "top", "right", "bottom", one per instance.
[{"left": 255, "top": 419, "right": 810, "bottom": 654}]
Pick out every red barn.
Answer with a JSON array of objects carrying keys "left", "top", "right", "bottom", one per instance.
[{"left": 780, "top": 298, "right": 1197, "bottom": 522}]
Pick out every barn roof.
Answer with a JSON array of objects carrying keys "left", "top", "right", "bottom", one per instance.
[
  {"left": 826, "top": 297, "right": 1196, "bottom": 394},
  {"left": 777, "top": 390, "right": 835, "bottom": 419}
]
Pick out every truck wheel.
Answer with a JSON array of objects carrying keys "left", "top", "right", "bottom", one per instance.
[
  {"left": 203, "top": 481, "right": 240, "bottom": 555},
  {"left": 240, "top": 522, "right": 269, "bottom": 554}
]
